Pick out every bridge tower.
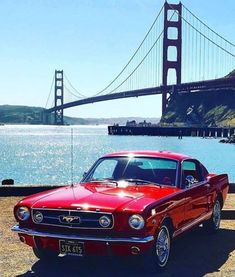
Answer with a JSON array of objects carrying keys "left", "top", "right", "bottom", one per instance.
[
  {"left": 54, "top": 70, "right": 64, "bottom": 125},
  {"left": 162, "top": 1, "right": 182, "bottom": 115}
]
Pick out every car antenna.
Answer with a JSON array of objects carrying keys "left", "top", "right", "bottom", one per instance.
[{"left": 70, "top": 128, "right": 74, "bottom": 187}]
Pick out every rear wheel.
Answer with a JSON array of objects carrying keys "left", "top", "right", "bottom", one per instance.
[
  {"left": 33, "top": 247, "right": 58, "bottom": 262},
  {"left": 143, "top": 224, "right": 171, "bottom": 272},
  {"left": 203, "top": 199, "right": 221, "bottom": 233}
]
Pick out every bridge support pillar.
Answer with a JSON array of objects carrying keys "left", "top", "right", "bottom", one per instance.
[
  {"left": 54, "top": 70, "right": 64, "bottom": 125},
  {"left": 42, "top": 110, "right": 53, "bottom": 125},
  {"left": 162, "top": 1, "right": 182, "bottom": 115}
]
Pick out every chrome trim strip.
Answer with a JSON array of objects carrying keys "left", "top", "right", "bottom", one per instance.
[
  {"left": 82, "top": 156, "right": 179, "bottom": 187},
  {"left": 32, "top": 208, "right": 113, "bottom": 214},
  {"left": 31, "top": 208, "right": 114, "bottom": 230},
  {"left": 184, "top": 180, "right": 208, "bottom": 190},
  {"left": 173, "top": 211, "right": 213, "bottom": 238},
  {"left": 11, "top": 225, "right": 154, "bottom": 243}
]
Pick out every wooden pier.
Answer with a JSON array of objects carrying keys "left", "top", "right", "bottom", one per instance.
[{"left": 108, "top": 125, "right": 235, "bottom": 138}]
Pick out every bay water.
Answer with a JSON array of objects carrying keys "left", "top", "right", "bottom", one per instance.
[{"left": 0, "top": 125, "right": 234, "bottom": 185}]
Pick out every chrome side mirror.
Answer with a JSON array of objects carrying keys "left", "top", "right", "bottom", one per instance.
[{"left": 185, "top": 175, "right": 195, "bottom": 188}]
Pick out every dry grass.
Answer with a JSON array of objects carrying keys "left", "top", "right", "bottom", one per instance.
[
  {"left": 0, "top": 196, "right": 234, "bottom": 277},
  {"left": 0, "top": 197, "right": 38, "bottom": 277}
]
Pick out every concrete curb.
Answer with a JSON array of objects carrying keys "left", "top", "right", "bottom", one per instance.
[
  {"left": 0, "top": 185, "right": 66, "bottom": 196},
  {"left": 221, "top": 210, "right": 235, "bottom": 220},
  {"left": 1, "top": 183, "right": 234, "bottom": 197},
  {"left": 229, "top": 183, "right": 235, "bottom": 193}
]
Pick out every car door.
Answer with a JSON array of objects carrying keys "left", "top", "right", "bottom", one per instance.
[{"left": 181, "top": 159, "right": 210, "bottom": 226}]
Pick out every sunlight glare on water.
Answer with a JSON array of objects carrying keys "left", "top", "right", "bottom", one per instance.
[{"left": 0, "top": 125, "right": 234, "bottom": 185}]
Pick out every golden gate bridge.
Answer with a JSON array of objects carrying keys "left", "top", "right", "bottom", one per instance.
[{"left": 44, "top": 1, "right": 235, "bottom": 125}]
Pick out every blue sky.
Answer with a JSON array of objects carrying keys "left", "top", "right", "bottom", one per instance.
[{"left": 0, "top": 0, "right": 234, "bottom": 118}]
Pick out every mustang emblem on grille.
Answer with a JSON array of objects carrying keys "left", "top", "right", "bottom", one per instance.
[{"left": 59, "top": 215, "right": 81, "bottom": 224}]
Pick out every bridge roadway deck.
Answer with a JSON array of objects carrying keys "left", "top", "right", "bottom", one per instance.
[{"left": 47, "top": 77, "right": 235, "bottom": 112}]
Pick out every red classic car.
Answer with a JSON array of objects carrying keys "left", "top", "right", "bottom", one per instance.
[{"left": 12, "top": 151, "right": 229, "bottom": 271}]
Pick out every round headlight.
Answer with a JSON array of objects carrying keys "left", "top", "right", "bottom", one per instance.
[
  {"left": 16, "top": 206, "right": 30, "bottom": 221},
  {"left": 33, "top": 211, "right": 43, "bottom": 223},
  {"left": 129, "top": 214, "right": 145, "bottom": 230},
  {"left": 99, "top": 216, "right": 111, "bottom": 228}
]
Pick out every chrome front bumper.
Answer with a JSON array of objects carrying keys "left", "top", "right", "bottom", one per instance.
[{"left": 11, "top": 224, "right": 154, "bottom": 243}]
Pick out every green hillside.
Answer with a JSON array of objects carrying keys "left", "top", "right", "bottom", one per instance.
[
  {"left": 161, "top": 88, "right": 235, "bottom": 127},
  {"left": 0, "top": 105, "right": 44, "bottom": 124},
  {"left": 0, "top": 105, "right": 159, "bottom": 125},
  {"left": 161, "top": 69, "right": 235, "bottom": 127}
]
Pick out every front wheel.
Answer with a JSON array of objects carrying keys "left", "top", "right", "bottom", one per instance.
[
  {"left": 203, "top": 199, "right": 221, "bottom": 233},
  {"left": 143, "top": 224, "right": 171, "bottom": 272}
]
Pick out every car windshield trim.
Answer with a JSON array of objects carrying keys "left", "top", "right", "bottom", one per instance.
[
  {"left": 89, "top": 178, "right": 118, "bottom": 186},
  {"left": 121, "top": 178, "right": 162, "bottom": 188},
  {"left": 82, "top": 156, "right": 178, "bottom": 187}
]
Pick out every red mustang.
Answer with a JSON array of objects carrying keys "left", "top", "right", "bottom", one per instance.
[{"left": 12, "top": 151, "right": 229, "bottom": 271}]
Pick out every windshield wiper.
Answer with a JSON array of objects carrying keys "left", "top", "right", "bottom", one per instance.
[
  {"left": 90, "top": 178, "right": 118, "bottom": 186},
  {"left": 122, "top": 179, "right": 162, "bottom": 188}
]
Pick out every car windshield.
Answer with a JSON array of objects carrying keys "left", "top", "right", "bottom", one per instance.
[{"left": 82, "top": 156, "right": 178, "bottom": 187}]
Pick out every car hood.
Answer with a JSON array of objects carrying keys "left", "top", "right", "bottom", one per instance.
[{"left": 25, "top": 182, "right": 181, "bottom": 213}]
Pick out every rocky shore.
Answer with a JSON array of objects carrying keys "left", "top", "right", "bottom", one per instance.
[{"left": 220, "top": 134, "right": 235, "bottom": 144}]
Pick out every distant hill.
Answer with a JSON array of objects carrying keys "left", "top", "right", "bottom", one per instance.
[
  {"left": 161, "top": 89, "right": 235, "bottom": 127},
  {"left": 65, "top": 116, "right": 160, "bottom": 126},
  {"left": 0, "top": 105, "right": 159, "bottom": 125},
  {"left": 0, "top": 105, "right": 44, "bottom": 124}
]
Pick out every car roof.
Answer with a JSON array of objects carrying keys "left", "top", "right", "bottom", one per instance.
[{"left": 103, "top": 151, "right": 192, "bottom": 162}]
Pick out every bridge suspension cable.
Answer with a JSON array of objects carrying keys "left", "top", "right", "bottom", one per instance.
[
  {"left": 105, "top": 30, "right": 165, "bottom": 94},
  {"left": 45, "top": 75, "right": 55, "bottom": 108},
  {"left": 180, "top": 8, "right": 235, "bottom": 57},
  {"left": 182, "top": 4, "right": 235, "bottom": 48},
  {"left": 55, "top": 4, "right": 165, "bottom": 102},
  {"left": 64, "top": 73, "right": 87, "bottom": 98},
  {"left": 176, "top": 3, "right": 235, "bottom": 83},
  {"left": 64, "top": 85, "right": 83, "bottom": 99},
  {"left": 46, "top": 1, "right": 235, "bottom": 110},
  {"left": 65, "top": 2, "right": 235, "bottom": 98},
  {"left": 92, "top": 4, "right": 164, "bottom": 97}
]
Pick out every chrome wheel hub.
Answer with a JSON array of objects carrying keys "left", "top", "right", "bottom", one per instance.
[
  {"left": 156, "top": 226, "right": 170, "bottom": 265},
  {"left": 213, "top": 200, "right": 221, "bottom": 229}
]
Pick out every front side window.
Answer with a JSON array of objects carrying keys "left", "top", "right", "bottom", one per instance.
[
  {"left": 182, "top": 160, "right": 204, "bottom": 187},
  {"left": 83, "top": 156, "right": 178, "bottom": 186}
]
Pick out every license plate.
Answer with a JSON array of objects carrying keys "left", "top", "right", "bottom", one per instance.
[{"left": 59, "top": 240, "right": 84, "bottom": 256}]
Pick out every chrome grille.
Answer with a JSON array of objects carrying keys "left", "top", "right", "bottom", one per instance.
[{"left": 31, "top": 208, "right": 114, "bottom": 229}]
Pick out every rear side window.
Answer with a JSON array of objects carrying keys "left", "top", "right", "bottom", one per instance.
[
  {"left": 182, "top": 161, "right": 196, "bottom": 171},
  {"left": 182, "top": 160, "right": 204, "bottom": 186}
]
